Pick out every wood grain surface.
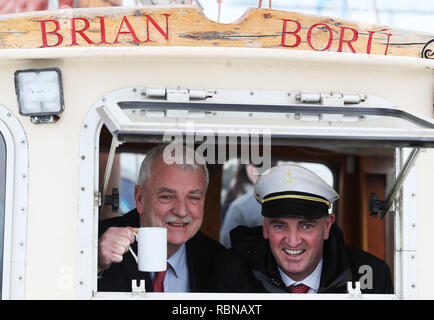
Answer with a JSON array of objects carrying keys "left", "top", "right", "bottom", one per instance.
[{"left": 0, "top": 5, "right": 432, "bottom": 59}]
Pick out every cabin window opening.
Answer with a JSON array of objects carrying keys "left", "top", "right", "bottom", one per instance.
[
  {"left": 0, "top": 132, "right": 6, "bottom": 299},
  {"left": 95, "top": 126, "right": 396, "bottom": 296}
]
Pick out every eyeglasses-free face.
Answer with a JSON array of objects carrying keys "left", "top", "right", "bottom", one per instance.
[
  {"left": 263, "top": 214, "right": 335, "bottom": 281},
  {"left": 135, "top": 158, "right": 207, "bottom": 257}
]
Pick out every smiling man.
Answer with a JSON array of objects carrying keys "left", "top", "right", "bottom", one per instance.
[
  {"left": 215, "top": 164, "right": 393, "bottom": 294},
  {"left": 97, "top": 144, "right": 224, "bottom": 292}
]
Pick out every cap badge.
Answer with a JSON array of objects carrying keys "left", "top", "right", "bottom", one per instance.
[{"left": 285, "top": 170, "right": 294, "bottom": 184}]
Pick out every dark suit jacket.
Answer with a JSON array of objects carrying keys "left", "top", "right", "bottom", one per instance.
[
  {"left": 215, "top": 225, "right": 393, "bottom": 294},
  {"left": 97, "top": 209, "right": 225, "bottom": 292}
]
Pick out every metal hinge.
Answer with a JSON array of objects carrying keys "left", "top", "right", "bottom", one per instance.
[
  {"left": 142, "top": 87, "right": 214, "bottom": 102},
  {"left": 95, "top": 192, "right": 102, "bottom": 207},
  {"left": 295, "top": 92, "right": 367, "bottom": 106}
]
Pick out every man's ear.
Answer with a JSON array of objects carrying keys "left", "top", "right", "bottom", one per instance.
[
  {"left": 262, "top": 218, "right": 270, "bottom": 239},
  {"left": 134, "top": 185, "right": 144, "bottom": 215},
  {"left": 323, "top": 213, "right": 335, "bottom": 240}
]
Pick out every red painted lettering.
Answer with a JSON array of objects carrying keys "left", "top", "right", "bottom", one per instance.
[
  {"left": 307, "top": 23, "right": 333, "bottom": 51},
  {"left": 280, "top": 19, "right": 301, "bottom": 48},
  {"left": 384, "top": 33, "right": 392, "bottom": 55},
  {"left": 39, "top": 20, "right": 63, "bottom": 48},
  {"left": 366, "top": 30, "right": 392, "bottom": 55},
  {"left": 71, "top": 18, "right": 94, "bottom": 45},
  {"left": 338, "top": 27, "right": 359, "bottom": 53},
  {"left": 113, "top": 16, "right": 141, "bottom": 44},
  {"left": 98, "top": 16, "right": 109, "bottom": 44},
  {"left": 144, "top": 14, "right": 170, "bottom": 42},
  {"left": 366, "top": 30, "right": 376, "bottom": 54}
]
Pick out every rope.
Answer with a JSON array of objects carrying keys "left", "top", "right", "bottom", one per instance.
[{"left": 258, "top": 0, "right": 271, "bottom": 9}]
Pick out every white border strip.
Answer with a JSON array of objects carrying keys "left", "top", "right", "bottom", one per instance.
[
  {"left": 77, "top": 101, "right": 104, "bottom": 299},
  {"left": 0, "top": 106, "right": 28, "bottom": 300}
]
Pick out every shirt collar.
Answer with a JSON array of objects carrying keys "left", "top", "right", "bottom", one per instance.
[
  {"left": 278, "top": 259, "right": 323, "bottom": 292},
  {"left": 167, "top": 244, "right": 187, "bottom": 278}
]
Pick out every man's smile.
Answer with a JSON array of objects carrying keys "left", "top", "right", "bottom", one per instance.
[
  {"left": 283, "top": 249, "right": 306, "bottom": 257},
  {"left": 167, "top": 221, "right": 189, "bottom": 228}
]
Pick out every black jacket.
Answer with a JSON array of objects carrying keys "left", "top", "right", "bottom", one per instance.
[
  {"left": 97, "top": 209, "right": 225, "bottom": 292},
  {"left": 214, "top": 224, "right": 393, "bottom": 294}
]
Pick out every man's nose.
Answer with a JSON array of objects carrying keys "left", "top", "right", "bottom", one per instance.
[
  {"left": 285, "top": 230, "right": 302, "bottom": 247},
  {"left": 172, "top": 197, "right": 188, "bottom": 217}
]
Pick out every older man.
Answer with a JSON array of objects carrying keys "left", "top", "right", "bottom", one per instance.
[
  {"left": 215, "top": 164, "right": 393, "bottom": 294},
  {"left": 98, "top": 144, "right": 224, "bottom": 292}
]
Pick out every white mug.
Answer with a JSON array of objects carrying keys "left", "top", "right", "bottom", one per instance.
[{"left": 129, "top": 227, "right": 167, "bottom": 272}]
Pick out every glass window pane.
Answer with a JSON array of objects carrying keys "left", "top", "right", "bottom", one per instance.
[{"left": 0, "top": 132, "right": 6, "bottom": 298}]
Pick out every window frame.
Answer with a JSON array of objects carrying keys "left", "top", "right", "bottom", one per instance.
[
  {"left": 76, "top": 87, "right": 429, "bottom": 300},
  {"left": 0, "top": 105, "right": 28, "bottom": 300},
  {"left": 0, "top": 128, "right": 5, "bottom": 298}
]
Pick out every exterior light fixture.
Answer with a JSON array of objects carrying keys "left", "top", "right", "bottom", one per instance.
[{"left": 14, "top": 67, "right": 64, "bottom": 123}]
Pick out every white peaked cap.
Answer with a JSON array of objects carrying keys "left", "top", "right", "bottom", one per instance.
[{"left": 254, "top": 164, "right": 339, "bottom": 218}]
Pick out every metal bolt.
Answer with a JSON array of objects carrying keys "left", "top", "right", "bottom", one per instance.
[
  {"left": 18, "top": 276, "right": 23, "bottom": 281},
  {"left": 81, "top": 186, "right": 85, "bottom": 191},
  {"left": 20, "top": 139, "right": 25, "bottom": 145},
  {"left": 6, "top": 112, "right": 12, "bottom": 117},
  {"left": 22, "top": 174, "right": 26, "bottom": 178},
  {"left": 80, "top": 155, "right": 86, "bottom": 160},
  {"left": 411, "top": 284, "right": 416, "bottom": 289},
  {"left": 80, "top": 218, "right": 85, "bottom": 223},
  {"left": 83, "top": 124, "right": 88, "bottom": 129},
  {"left": 250, "top": 91, "right": 254, "bottom": 95},
  {"left": 20, "top": 207, "right": 25, "bottom": 213},
  {"left": 79, "top": 281, "right": 84, "bottom": 286},
  {"left": 132, "top": 88, "right": 137, "bottom": 93},
  {"left": 411, "top": 223, "right": 416, "bottom": 228}
]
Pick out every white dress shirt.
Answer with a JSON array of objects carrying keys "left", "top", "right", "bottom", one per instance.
[
  {"left": 278, "top": 259, "right": 323, "bottom": 293},
  {"left": 150, "top": 244, "right": 190, "bottom": 292}
]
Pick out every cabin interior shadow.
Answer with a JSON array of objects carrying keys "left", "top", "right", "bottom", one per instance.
[{"left": 98, "top": 125, "right": 395, "bottom": 284}]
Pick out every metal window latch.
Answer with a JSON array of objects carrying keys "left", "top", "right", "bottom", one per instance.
[
  {"left": 347, "top": 282, "right": 362, "bottom": 299},
  {"left": 104, "top": 188, "right": 119, "bottom": 212},
  {"left": 369, "top": 148, "right": 420, "bottom": 219},
  {"left": 369, "top": 193, "right": 386, "bottom": 218},
  {"left": 131, "top": 279, "right": 146, "bottom": 294}
]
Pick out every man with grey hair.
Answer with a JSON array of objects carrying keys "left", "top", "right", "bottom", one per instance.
[{"left": 98, "top": 143, "right": 224, "bottom": 292}]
